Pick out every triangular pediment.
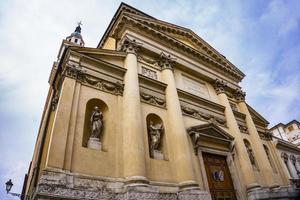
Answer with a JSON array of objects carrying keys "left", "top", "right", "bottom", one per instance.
[
  {"left": 187, "top": 123, "right": 234, "bottom": 154},
  {"left": 123, "top": 12, "right": 227, "bottom": 63},
  {"left": 98, "top": 3, "right": 245, "bottom": 82},
  {"left": 187, "top": 123, "right": 234, "bottom": 141}
]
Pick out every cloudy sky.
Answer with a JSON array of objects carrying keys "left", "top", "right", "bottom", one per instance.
[{"left": 0, "top": 0, "right": 299, "bottom": 198}]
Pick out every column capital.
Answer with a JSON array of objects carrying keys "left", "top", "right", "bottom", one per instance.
[
  {"left": 234, "top": 89, "right": 246, "bottom": 102},
  {"left": 214, "top": 79, "right": 227, "bottom": 94},
  {"left": 158, "top": 52, "right": 175, "bottom": 70},
  {"left": 120, "top": 37, "right": 142, "bottom": 55}
]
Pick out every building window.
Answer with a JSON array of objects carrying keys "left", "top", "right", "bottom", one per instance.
[
  {"left": 75, "top": 38, "right": 78, "bottom": 43},
  {"left": 288, "top": 126, "right": 294, "bottom": 132}
]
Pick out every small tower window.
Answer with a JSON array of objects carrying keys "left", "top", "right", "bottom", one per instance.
[{"left": 75, "top": 39, "right": 78, "bottom": 43}]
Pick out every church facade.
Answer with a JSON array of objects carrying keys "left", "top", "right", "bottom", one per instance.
[{"left": 22, "top": 3, "right": 300, "bottom": 200}]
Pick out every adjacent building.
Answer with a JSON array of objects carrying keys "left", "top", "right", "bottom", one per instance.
[
  {"left": 21, "top": 3, "right": 300, "bottom": 200},
  {"left": 270, "top": 120, "right": 300, "bottom": 147}
]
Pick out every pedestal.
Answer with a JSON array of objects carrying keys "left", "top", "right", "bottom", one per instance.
[
  {"left": 87, "top": 138, "right": 101, "bottom": 150},
  {"left": 152, "top": 150, "right": 164, "bottom": 160}
]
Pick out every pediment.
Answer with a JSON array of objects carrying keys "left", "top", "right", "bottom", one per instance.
[
  {"left": 187, "top": 123, "right": 234, "bottom": 154},
  {"left": 97, "top": 3, "right": 245, "bottom": 82},
  {"left": 188, "top": 122, "right": 234, "bottom": 141},
  {"left": 124, "top": 12, "right": 227, "bottom": 63}
]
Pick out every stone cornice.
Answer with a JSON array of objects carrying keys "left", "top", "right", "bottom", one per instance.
[
  {"left": 181, "top": 105, "right": 227, "bottom": 127},
  {"left": 126, "top": 12, "right": 244, "bottom": 75},
  {"left": 110, "top": 13, "right": 244, "bottom": 82},
  {"left": 98, "top": 7, "right": 245, "bottom": 80},
  {"left": 138, "top": 74, "right": 167, "bottom": 94},
  {"left": 233, "top": 110, "right": 246, "bottom": 120},
  {"left": 275, "top": 139, "right": 300, "bottom": 153},
  {"left": 177, "top": 89, "right": 225, "bottom": 114},
  {"left": 62, "top": 64, "right": 124, "bottom": 96}
]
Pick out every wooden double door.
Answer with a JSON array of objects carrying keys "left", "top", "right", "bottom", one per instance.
[{"left": 202, "top": 152, "right": 237, "bottom": 200}]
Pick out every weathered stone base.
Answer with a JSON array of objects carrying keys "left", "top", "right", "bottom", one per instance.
[
  {"left": 247, "top": 185, "right": 300, "bottom": 200},
  {"left": 152, "top": 150, "right": 164, "bottom": 160},
  {"left": 33, "top": 169, "right": 212, "bottom": 200},
  {"left": 87, "top": 138, "right": 101, "bottom": 150}
]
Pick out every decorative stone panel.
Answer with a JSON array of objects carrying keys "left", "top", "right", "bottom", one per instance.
[{"left": 34, "top": 170, "right": 212, "bottom": 200}]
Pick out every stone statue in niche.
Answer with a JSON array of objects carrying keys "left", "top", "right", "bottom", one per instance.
[
  {"left": 245, "top": 144, "right": 255, "bottom": 166},
  {"left": 87, "top": 106, "right": 103, "bottom": 150},
  {"left": 148, "top": 121, "right": 164, "bottom": 160}
]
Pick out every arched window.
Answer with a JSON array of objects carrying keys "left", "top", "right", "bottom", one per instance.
[
  {"left": 146, "top": 114, "right": 165, "bottom": 160},
  {"left": 243, "top": 139, "right": 257, "bottom": 168},
  {"left": 82, "top": 98, "right": 108, "bottom": 150}
]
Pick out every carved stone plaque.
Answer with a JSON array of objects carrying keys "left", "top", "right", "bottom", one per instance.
[
  {"left": 183, "top": 76, "right": 209, "bottom": 99},
  {"left": 142, "top": 67, "right": 157, "bottom": 80}
]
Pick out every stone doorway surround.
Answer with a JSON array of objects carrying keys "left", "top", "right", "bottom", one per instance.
[
  {"left": 197, "top": 147, "right": 244, "bottom": 200},
  {"left": 187, "top": 123, "right": 245, "bottom": 200}
]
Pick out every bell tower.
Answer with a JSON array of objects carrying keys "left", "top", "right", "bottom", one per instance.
[{"left": 66, "top": 22, "right": 85, "bottom": 46}]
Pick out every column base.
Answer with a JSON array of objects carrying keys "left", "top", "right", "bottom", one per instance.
[
  {"left": 152, "top": 150, "right": 164, "bottom": 160},
  {"left": 178, "top": 180, "right": 200, "bottom": 191},
  {"left": 246, "top": 183, "right": 261, "bottom": 191},
  {"left": 124, "top": 176, "right": 149, "bottom": 186}
]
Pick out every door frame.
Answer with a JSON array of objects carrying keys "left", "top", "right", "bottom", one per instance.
[{"left": 197, "top": 147, "right": 245, "bottom": 200}]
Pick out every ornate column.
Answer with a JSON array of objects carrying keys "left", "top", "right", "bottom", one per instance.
[
  {"left": 120, "top": 37, "right": 147, "bottom": 184},
  {"left": 160, "top": 53, "right": 198, "bottom": 189},
  {"left": 235, "top": 89, "right": 278, "bottom": 187},
  {"left": 214, "top": 80, "right": 260, "bottom": 190}
]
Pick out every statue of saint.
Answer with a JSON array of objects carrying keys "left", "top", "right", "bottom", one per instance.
[
  {"left": 90, "top": 106, "right": 103, "bottom": 139},
  {"left": 148, "top": 121, "right": 164, "bottom": 155},
  {"left": 246, "top": 145, "right": 255, "bottom": 165}
]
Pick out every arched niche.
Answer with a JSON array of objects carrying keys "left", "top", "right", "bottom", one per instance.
[
  {"left": 146, "top": 113, "right": 165, "bottom": 160},
  {"left": 243, "top": 139, "right": 258, "bottom": 169},
  {"left": 82, "top": 98, "right": 108, "bottom": 149},
  {"left": 263, "top": 144, "right": 277, "bottom": 172}
]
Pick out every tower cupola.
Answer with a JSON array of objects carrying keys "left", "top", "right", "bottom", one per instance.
[{"left": 66, "top": 22, "right": 85, "bottom": 46}]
